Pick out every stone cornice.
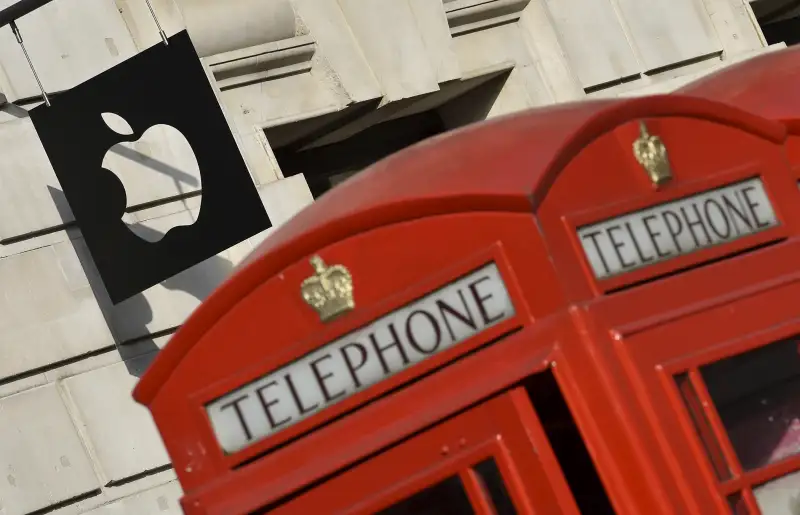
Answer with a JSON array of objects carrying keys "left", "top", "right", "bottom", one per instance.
[
  {"left": 174, "top": 0, "right": 298, "bottom": 57},
  {"left": 444, "top": 0, "right": 531, "bottom": 35},
  {"left": 206, "top": 35, "right": 316, "bottom": 90}
]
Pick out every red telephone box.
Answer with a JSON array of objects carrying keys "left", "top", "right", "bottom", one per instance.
[{"left": 134, "top": 89, "right": 800, "bottom": 515}]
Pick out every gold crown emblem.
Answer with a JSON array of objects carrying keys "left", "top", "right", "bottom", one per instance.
[
  {"left": 300, "top": 255, "right": 355, "bottom": 323},
  {"left": 633, "top": 121, "right": 673, "bottom": 186}
]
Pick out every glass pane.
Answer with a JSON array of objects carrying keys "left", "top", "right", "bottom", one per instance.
[
  {"left": 376, "top": 475, "right": 475, "bottom": 515},
  {"left": 675, "top": 372, "right": 732, "bottom": 480},
  {"left": 701, "top": 335, "right": 800, "bottom": 470},
  {"left": 753, "top": 469, "right": 800, "bottom": 515},
  {"left": 474, "top": 459, "right": 517, "bottom": 515}
]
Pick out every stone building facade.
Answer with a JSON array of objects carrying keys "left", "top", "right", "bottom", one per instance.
[{"left": 0, "top": 0, "right": 785, "bottom": 513}]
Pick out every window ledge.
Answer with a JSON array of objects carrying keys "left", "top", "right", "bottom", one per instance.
[
  {"left": 206, "top": 35, "right": 316, "bottom": 91},
  {"left": 444, "top": 0, "right": 531, "bottom": 35}
]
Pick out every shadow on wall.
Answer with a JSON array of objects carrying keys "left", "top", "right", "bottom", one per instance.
[
  {"left": 48, "top": 186, "right": 235, "bottom": 378},
  {"left": 1, "top": 102, "right": 31, "bottom": 119}
]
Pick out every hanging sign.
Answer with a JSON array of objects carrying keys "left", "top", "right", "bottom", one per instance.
[
  {"left": 28, "top": 30, "right": 271, "bottom": 304},
  {"left": 577, "top": 178, "right": 778, "bottom": 280}
]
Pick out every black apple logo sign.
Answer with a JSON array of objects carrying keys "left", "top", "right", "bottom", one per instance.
[
  {"left": 28, "top": 30, "right": 271, "bottom": 304},
  {"left": 100, "top": 112, "right": 201, "bottom": 242}
]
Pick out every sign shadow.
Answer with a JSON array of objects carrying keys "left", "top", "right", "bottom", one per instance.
[{"left": 48, "top": 186, "right": 235, "bottom": 378}]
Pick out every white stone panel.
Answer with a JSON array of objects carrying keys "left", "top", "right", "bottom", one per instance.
[
  {"left": 339, "top": 0, "right": 441, "bottom": 102},
  {"left": 220, "top": 68, "right": 345, "bottom": 130},
  {"left": 114, "top": 0, "right": 187, "bottom": 51},
  {"left": 176, "top": 0, "right": 296, "bottom": 58},
  {"left": 543, "top": 0, "right": 640, "bottom": 88},
  {"left": 0, "top": 227, "right": 74, "bottom": 260},
  {"left": 0, "top": 117, "right": 69, "bottom": 239},
  {"left": 0, "top": 334, "right": 170, "bottom": 399},
  {"left": 63, "top": 356, "right": 169, "bottom": 483},
  {"left": 450, "top": 23, "right": 534, "bottom": 76},
  {"left": 0, "top": 385, "right": 99, "bottom": 515},
  {"left": 0, "top": 242, "right": 114, "bottom": 381},
  {"left": 80, "top": 481, "right": 183, "bottom": 515},
  {"left": 702, "top": 0, "right": 765, "bottom": 57},
  {"left": 46, "top": 335, "right": 171, "bottom": 384},
  {"left": 516, "top": 63, "right": 556, "bottom": 107},
  {"left": 51, "top": 470, "right": 178, "bottom": 515},
  {"left": 292, "top": 0, "right": 382, "bottom": 104},
  {"left": 0, "top": 0, "right": 138, "bottom": 100},
  {"left": 258, "top": 174, "right": 315, "bottom": 228},
  {"left": 408, "top": 0, "right": 462, "bottom": 83},
  {"left": 518, "top": 0, "right": 584, "bottom": 102},
  {"left": 615, "top": 0, "right": 722, "bottom": 72},
  {"left": 236, "top": 129, "right": 283, "bottom": 186},
  {"left": 484, "top": 66, "right": 537, "bottom": 118},
  {"left": 0, "top": 370, "right": 46, "bottom": 399}
]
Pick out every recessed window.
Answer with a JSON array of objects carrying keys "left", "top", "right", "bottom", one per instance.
[
  {"left": 751, "top": 0, "right": 800, "bottom": 46},
  {"left": 700, "top": 335, "right": 800, "bottom": 471},
  {"left": 376, "top": 475, "right": 475, "bottom": 515},
  {"left": 266, "top": 71, "right": 512, "bottom": 199}
]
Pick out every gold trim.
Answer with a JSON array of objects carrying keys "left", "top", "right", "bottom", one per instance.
[
  {"left": 633, "top": 121, "right": 673, "bottom": 187},
  {"left": 300, "top": 255, "right": 355, "bottom": 323}
]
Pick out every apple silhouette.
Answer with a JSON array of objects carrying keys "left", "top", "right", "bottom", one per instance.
[{"left": 100, "top": 112, "right": 202, "bottom": 243}]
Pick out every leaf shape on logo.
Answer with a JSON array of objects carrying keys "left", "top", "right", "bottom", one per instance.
[{"left": 101, "top": 112, "right": 134, "bottom": 136}]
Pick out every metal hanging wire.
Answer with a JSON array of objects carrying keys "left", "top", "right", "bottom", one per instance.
[
  {"left": 144, "top": 0, "right": 168, "bottom": 46},
  {"left": 10, "top": 20, "right": 49, "bottom": 106},
  {"left": 8, "top": 0, "right": 168, "bottom": 108},
  {"left": 5, "top": 0, "right": 169, "bottom": 107}
]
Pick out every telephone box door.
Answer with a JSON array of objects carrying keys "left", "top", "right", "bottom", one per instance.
[
  {"left": 606, "top": 268, "right": 800, "bottom": 514},
  {"left": 264, "top": 380, "right": 593, "bottom": 515}
]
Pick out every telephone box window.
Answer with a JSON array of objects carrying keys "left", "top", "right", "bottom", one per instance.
[
  {"left": 700, "top": 335, "right": 800, "bottom": 470},
  {"left": 473, "top": 459, "right": 517, "bottom": 515},
  {"left": 376, "top": 476, "right": 475, "bottom": 515}
]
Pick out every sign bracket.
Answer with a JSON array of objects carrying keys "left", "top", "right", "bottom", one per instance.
[
  {"left": 5, "top": 0, "right": 168, "bottom": 110},
  {"left": 9, "top": 20, "right": 50, "bottom": 106}
]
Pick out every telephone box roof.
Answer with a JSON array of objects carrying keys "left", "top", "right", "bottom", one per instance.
[
  {"left": 679, "top": 45, "right": 800, "bottom": 125},
  {"left": 133, "top": 93, "right": 785, "bottom": 405}
]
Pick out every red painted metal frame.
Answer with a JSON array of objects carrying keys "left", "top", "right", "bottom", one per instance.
[
  {"left": 610, "top": 279, "right": 800, "bottom": 511},
  {"left": 154, "top": 211, "right": 574, "bottom": 510},
  {"left": 190, "top": 242, "right": 528, "bottom": 468},
  {"left": 535, "top": 114, "right": 794, "bottom": 303},
  {"left": 134, "top": 76, "right": 800, "bottom": 515},
  {"left": 178, "top": 324, "right": 557, "bottom": 514}
]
